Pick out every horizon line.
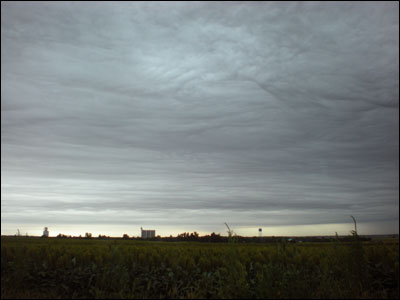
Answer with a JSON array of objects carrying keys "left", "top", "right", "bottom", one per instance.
[{"left": 2, "top": 233, "right": 399, "bottom": 238}]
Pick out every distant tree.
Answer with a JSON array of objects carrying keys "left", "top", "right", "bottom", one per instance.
[
  {"left": 224, "top": 222, "right": 238, "bottom": 243},
  {"left": 85, "top": 232, "right": 92, "bottom": 239},
  {"left": 350, "top": 215, "right": 358, "bottom": 236},
  {"left": 122, "top": 234, "right": 130, "bottom": 239},
  {"left": 224, "top": 223, "right": 234, "bottom": 238},
  {"left": 209, "top": 232, "right": 224, "bottom": 242}
]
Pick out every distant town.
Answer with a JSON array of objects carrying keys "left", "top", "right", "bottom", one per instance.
[{"left": 4, "top": 226, "right": 398, "bottom": 243}]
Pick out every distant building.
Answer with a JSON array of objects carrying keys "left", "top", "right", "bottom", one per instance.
[
  {"left": 141, "top": 227, "right": 155, "bottom": 239},
  {"left": 43, "top": 227, "right": 49, "bottom": 237}
]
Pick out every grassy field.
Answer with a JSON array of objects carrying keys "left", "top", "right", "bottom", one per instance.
[{"left": 1, "top": 236, "right": 398, "bottom": 299}]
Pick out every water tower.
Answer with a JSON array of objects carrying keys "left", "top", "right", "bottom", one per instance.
[
  {"left": 258, "top": 228, "right": 262, "bottom": 237},
  {"left": 42, "top": 227, "right": 49, "bottom": 237}
]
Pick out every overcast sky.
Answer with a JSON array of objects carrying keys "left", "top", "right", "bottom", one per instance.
[{"left": 1, "top": 1, "right": 399, "bottom": 237}]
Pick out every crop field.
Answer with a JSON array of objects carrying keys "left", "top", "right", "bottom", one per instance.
[{"left": 1, "top": 236, "right": 398, "bottom": 299}]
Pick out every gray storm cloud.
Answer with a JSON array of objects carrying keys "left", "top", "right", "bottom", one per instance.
[{"left": 1, "top": 1, "right": 399, "bottom": 236}]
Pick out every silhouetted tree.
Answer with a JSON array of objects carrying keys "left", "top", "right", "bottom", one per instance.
[{"left": 350, "top": 215, "right": 358, "bottom": 236}]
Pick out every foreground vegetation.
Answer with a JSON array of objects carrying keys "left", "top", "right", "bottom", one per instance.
[{"left": 1, "top": 236, "right": 398, "bottom": 299}]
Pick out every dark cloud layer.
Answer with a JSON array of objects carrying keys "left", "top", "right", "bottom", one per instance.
[{"left": 1, "top": 2, "right": 398, "bottom": 236}]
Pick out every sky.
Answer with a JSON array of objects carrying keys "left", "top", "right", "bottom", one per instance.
[{"left": 1, "top": 1, "right": 399, "bottom": 237}]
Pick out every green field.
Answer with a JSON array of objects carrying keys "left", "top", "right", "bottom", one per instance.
[{"left": 1, "top": 236, "right": 398, "bottom": 299}]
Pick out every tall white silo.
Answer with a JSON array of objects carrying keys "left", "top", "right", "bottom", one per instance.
[{"left": 43, "top": 227, "right": 49, "bottom": 237}]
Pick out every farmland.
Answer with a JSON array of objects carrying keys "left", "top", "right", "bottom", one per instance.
[{"left": 1, "top": 236, "right": 398, "bottom": 299}]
